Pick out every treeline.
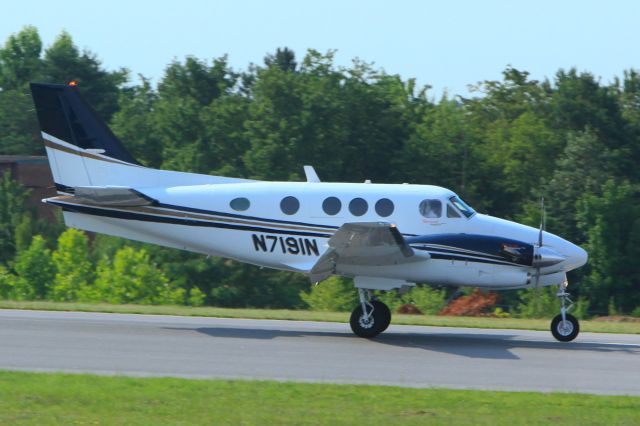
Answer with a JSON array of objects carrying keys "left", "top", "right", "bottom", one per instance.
[{"left": 1, "top": 26, "right": 640, "bottom": 316}]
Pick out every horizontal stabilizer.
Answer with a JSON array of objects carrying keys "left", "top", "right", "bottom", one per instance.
[
  {"left": 309, "top": 222, "right": 419, "bottom": 283},
  {"left": 69, "top": 186, "right": 156, "bottom": 207}
]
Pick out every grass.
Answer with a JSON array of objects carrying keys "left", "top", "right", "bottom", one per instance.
[
  {"left": 0, "top": 371, "right": 638, "bottom": 425},
  {"left": 1, "top": 299, "right": 640, "bottom": 334}
]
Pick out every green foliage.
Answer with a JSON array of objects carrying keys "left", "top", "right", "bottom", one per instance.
[
  {"left": 14, "top": 213, "right": 35, "bottom": 254},
  {"left": 300, "top": 276, "right": 358, "bottom": 312},
  {"left": 372, "top": 285, "right": 447, "bottom": 315},
  {"left": 0, "top": 171, "right": 30, "bottom": 264},
  {"left": 379, "top": 285, "right": 448, "bottom": 315},
  {"left": 4, "top": 28, "right": 640, "bottom": 313},
  {"left": 50, "top": 229, "right": 94, "bottom": 302},
  {"left": 13, "top": 235, "right": 55, "bottom": 300},
  {"left": 110, "top": 77, "right": 163, "bottom": 167},
  {"left": 0, "top": 26, "right": 125, "bottom": 157},
  {"left": 187, "top": 287, "right": 206, "bottom": 307},
  {"left": 631, "top": 306, "right": 640, "bottom": 318},
  {"left": 0, "top": 25, "right": 42, "bottom": 89},
  {"left": 93, "top": 246, "right": 184, "bottom": 305},
  {"left": 41, "top": 31, "right": 127, "bottom": 120},
  {"left": 577, "top": 180, "right": 640, "bottom": 313},
  {"left": 201, "top": 260, "right": 308, "bottom": 309},
  {"left": 375, "top": 290, "right": 406, "bottom": 312},
  {"left": 0, "top": 265, "right": 18, "bottom": 299},
  {"left": 399, "top": 96, "right": 470, "bottom": 191},
  {"left": 409, "top": 285, "right": 447, "bottom": 315},
  {"left": 492, "top": 307, "right": 511, "bottom": 318},
  {"left": 572, "top": 297, "right": 591, "bottom": 320},
  {"left": 0, "top": 87, "right": 42, "bottom": 155},
  {"left": 516, "top": 286, "right": 560, "bottom": 319}
]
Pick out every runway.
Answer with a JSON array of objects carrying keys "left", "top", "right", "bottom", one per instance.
[{"left": 1, "top": 309, "right": 639, "bottom": 395}]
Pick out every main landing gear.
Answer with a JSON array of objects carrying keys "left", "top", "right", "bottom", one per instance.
[
  {"left": 550, "top": 283, "right": 580, "bottom": 342},
  {"left": 350, "top": 288, "right": 391, "bottom": 338}
]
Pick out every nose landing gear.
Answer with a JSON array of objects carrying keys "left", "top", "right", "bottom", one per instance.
[
  {"left": 550, "top": 282, "right": 580, "bottom": 342},
  {"left": 350, "top": 288, "right": 391, "bottom": 338}
]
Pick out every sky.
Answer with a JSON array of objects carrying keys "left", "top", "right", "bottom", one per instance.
[{"left": 1, "top": 0, "right": 638, "bottom": 98}]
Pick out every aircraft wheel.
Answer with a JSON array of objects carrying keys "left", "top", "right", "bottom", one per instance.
[
  {"left": 551, "top": 313, "right": 579, "bottom": 342},
  {"left": 372, "top": 301, "right": 391, "bottom": 333},
  {"left": 350, "top": 301, "right": 391, "bottom": 338}
]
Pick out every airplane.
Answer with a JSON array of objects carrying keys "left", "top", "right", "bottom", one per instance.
[{"left": 29, "top": 82, "right": 588, "bottom": 342}]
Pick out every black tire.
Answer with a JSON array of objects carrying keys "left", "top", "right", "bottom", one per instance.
[
  {"left": 350, "top": 301, "right": 391, "bottom": 338},
  {"left": 551, "top": 313, "right": 580, "bottom": 342},
  {"left": 372, "top": 301, "right": 391, "bottom": 333}
]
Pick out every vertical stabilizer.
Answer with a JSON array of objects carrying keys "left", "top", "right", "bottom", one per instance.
[{"left": 30, "top": 82, "right": 255, "bottom": 191}]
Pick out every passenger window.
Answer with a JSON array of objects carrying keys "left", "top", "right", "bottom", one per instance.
[
  {"left": 280, "top": 196, "right": 300, "bottom": 215},
  {"left": 419, "top": 199, "right": 442, "bottom": 218},
  {"left": 447, "top": 204, "right": 461, "bottom": 218},
  {"left": 349, "top": 198, "right": 368, "bottom": 216},
  {"left": 375, "top": 198, "right": 394, "bottom": 217},
  {"left": 230, "top": 197, "right": 250, "bottom": 211},
  {"left": 322, "top": 197, "right": 341, "bottom": 215}
]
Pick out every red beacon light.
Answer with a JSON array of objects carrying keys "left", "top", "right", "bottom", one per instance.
[{"left": 68, "top": 80, "right": 78, "bottom": 87}]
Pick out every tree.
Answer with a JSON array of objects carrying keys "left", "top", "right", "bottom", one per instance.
[
  {"left": 0, "top": 87, "right": 42, "bottom": 155},
  {"left": 551, "top": 68, "right": 626, "bottom": 148},
  {"left": 409, "top": 285, "right": 447, "bottom": 315},
  {"left": 12, "top": 235, "right": 55, "bottom": 299},
  {"left": 398, "top": 96, "right": 470, "bottom": 195},
  {"left": 41, "top": 31, "right": 127, "bottom": 121},
  {"left": 516, "top": 286, "right": 560, "bottom": 318},
  {"left": 461, "top": 67, "right": 559, "bottom": 217},
  {"left": 0, "top": 265, "right": 18, "bottom": 299},
  {"left": 151, "top": 56, "right": 238, "bottom": 173},
  {"left": 482, "top": 112, "right": 561, "bottom": 214},
  {"left": 376, "top": 285, "right": 447, "bottom": 315},
  {"left": 264, "top": 47, "right": 297, "bottom": 73},
  {"left": 110, "top": 77, "right": 163, "bottom": 167},
  {"left": 0, "top": 172, "right": 30, "bottom": 264},
  {"left": 93, "top": 246, "right": 183, "bottom": 304},
  {"left": 577, "top": 180, "right": 640, "bottom": 314},
  {"left": 300, "top": 276, "right": 358, "bottom": 311},
  {"left": 531, "top": 131, "right": 615, "bottom": 244},
  {"left": 158, "top": 56, "right": 235, "bottom": 106},
  {"left": 208, "top": 260, "right": 308, "bottom": 309},
  {"left": 50, "top": 229, "right": 93, "bottom": 301},
  {"left": 0, "top": 25, "right": 42, "bottom": 90},
  {"left": 244, "top": 50, "right": 421, "bottom": 183}
]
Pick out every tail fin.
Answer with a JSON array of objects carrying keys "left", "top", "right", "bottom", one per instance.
[
  {"left": 30, "top": 82, "right": 254, "bottom": 191},
  {"left": 30, "top": 83, "right": 138, "bottom": 165}
]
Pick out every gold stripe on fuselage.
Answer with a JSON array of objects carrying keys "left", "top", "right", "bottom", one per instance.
[{"left": 43, "top": 139, "right": 141, "bottom": 166}]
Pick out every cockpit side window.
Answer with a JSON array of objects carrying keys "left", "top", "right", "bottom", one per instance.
[
  {"left": 449, "top": 196, "right": 476, "bottom": 218},
  {"left": 447, "top": 204, "right": 461, "bottom": 218},
  {"left": 419, "top": 199, "right": 442, "bottom": 218}
]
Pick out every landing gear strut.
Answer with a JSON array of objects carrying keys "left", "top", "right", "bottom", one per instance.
[
  {"left": 350, "top": 288, "right": 391, "bottom": 338},
  {"left": 550, "top": 282, "right": 579, "bottom": 342}
]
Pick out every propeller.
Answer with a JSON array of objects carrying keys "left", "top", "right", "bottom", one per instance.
[
  {"left": 534, "top": 197, "right": 545, "bottom": 314},
  {"left": 538, "top": 197, "right": 545, "bottom": 248}
]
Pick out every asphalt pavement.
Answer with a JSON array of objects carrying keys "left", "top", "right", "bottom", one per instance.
[{"left": 1, "top": 309, "right": 639, "bottom": 395}]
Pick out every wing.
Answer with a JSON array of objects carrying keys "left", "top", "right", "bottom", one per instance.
[
  {"left": 309, "top": 222, "right": 422, "bottom": 283},
  {"left": 62, "top": 186, "right": 157, "bottom": 207}
]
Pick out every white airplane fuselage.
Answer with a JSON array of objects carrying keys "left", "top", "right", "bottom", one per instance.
[{"left": 50, "top": 172, "right": 587, "bottom": 291}]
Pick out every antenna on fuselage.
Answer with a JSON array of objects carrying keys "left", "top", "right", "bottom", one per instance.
[{"left": 304, "top": 165, "right": 321, "bottom": 183}]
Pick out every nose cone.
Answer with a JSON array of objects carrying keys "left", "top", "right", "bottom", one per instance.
[{"left": 563, "top": 242, "right": 588, "bottom": 271}]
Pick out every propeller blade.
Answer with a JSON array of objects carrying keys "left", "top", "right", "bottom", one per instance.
[
  {"left": 538, "top": 196, "right": 545, "bottom": 247},
  {"left": 534, "top": 196, "right": 545, "bottom": 316}
]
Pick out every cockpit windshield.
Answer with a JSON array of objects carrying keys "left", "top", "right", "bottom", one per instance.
[{"left": 449, "top": 196, "right": 476, "bottom": 218}]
